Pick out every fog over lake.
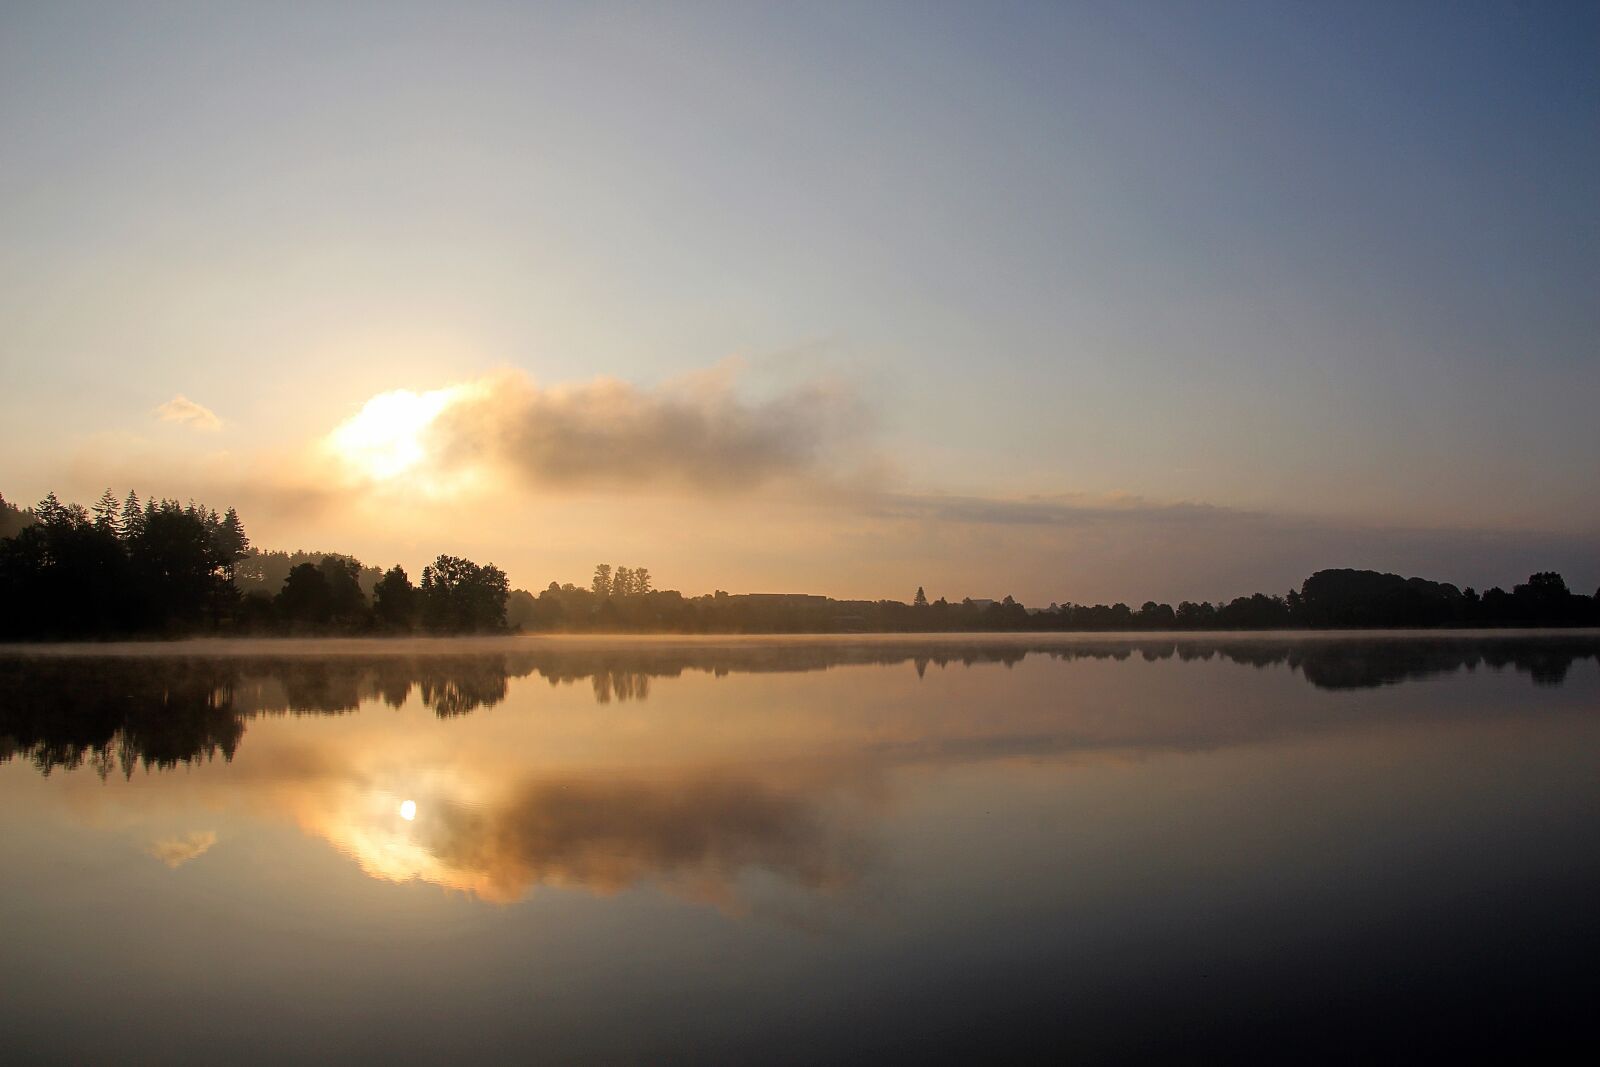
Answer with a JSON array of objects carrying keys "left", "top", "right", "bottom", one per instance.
[{"left": 2, "top": 633, "right": 1596, "bottom": 1063}]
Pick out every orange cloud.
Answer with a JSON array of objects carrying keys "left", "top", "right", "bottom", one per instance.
[{"left": 155, "top": 394, "right": 223, "bottom": 431}]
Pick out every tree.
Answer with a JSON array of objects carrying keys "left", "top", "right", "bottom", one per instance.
[
  {"left": 120, "top": 491, "right": 144, "bottom": 539},
  {"left": 913, "top": 586, "right": 929, "bottom": 607},
  {"left": 634, "top": 567, "right": 652, "bottom": 595},
  {"left": 423, "top": 555, "right": 509, "bottom": 632},
  {"left": 1136, "top": 600, "right": 1176, "bottom": 629},
  {"left": 614, "top": 565, "right": 634, "bottom": 597},
  {"left": 373, "top": 565, "right": 419, "bottom": 631},
  {"left": 1512, "top": 572, "right": 1580, "bottom": 624},
  {"left": 276, "top": 562, "right": 333, "bottom": 626},
  {"left": 215, "top": 508, "right": 249, "bottom": 573},
  {"left": 91, "top": 489, "right": 120, "bottom": 531},
  {"left": 592, "top": 563, "right": 612, "bottom": 598},
  {"left": 1175, "top": 600, "right": 1217, "bottom": 628},
  {"left": 127, "top": 499, "right": 236, "bottom": 632},
  {"left": 1517, "top": 572, "right": 1569, "bottom": 599},
  {"left": 318, "top": 556, "right": 368, "bottom": 625},
  {"left": 35, "top": 492, "right": 66, "bottom": 526}
]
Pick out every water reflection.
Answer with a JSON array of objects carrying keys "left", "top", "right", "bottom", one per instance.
[
  {"left": 2, "top": 635, "right": 1596, "bottom": 1061},
  {"left": 1, "top": 634, "right": 1595, "bottom": 913},
  {"left": 4, "top": 634, "right": 1597, "bottom": 777}
]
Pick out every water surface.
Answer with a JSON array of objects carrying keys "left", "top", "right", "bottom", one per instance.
[{"left": 2, "top": 633, "right": 1596, "bottom": 1063}]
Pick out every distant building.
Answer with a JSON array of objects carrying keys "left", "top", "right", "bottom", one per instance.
[{"left": 964, "top": 598, "right": 996, "bottom": 609}]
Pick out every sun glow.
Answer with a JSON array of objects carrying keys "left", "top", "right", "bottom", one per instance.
[
  {"left": 399, "top": 799, "right": 417, "bottom": 821},
  {"left": 329, "top": 387, "right": 458, "bottom": 481}
]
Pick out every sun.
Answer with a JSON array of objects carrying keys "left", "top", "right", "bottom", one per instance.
[{"left": 329, "top": 387, "right": 458, "bottom": 481}]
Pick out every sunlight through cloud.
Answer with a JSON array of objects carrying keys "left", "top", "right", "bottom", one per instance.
[{"left": 328, "top": 386, "right": 462, "bottom": 482}]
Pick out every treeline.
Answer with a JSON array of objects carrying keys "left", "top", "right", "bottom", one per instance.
[
  {"left": 507, "top": 564, "right": 1600, "bottom": 633},
  {"left": 0, "top": 490, "right": 508, "bottom": 639},
  {"left": 242, "top": 553, "right": 509, "bottom": 634},
  {"left": 2, "top": 491, "right": 1596, "bottom": 639},
  {"left": 0, "top": 490, "right": 247, "bottom": 638}
]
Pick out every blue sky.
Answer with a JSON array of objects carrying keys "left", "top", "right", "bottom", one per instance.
[{"left": 1, "top": 2, "right": 1595, "bottom": 599}]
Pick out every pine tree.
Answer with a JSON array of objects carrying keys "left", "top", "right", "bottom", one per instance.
[
  {"left": 218, "top": 507, "right": 249, "bottom": 559},
  {"left": 592, "top": 563, "right": 612, "bottom": 598},
  {"left": 35, "top": 492, "right": 66, "bottom": 525},
  {"left": 914, "top": 586, "right": 929, "bottom": 607},
  {"left": 121, "top": 491, "right": 144, "bottom": 539},
  {"left": 92, "top": 488, "right": 120, "bottom": 531}
]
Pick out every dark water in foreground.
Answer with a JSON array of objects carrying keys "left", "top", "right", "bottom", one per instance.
[{"left": 1, "top": 632, "right": 1596, "bottom": 1064}]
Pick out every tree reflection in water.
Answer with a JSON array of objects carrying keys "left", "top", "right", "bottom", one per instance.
[{"left": 3, "top": 635, "right": 1597, "bottom": 777}]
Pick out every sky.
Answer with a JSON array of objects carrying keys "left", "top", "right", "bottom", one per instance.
[{"left": 1, "top": 1, "right": 1596, "bottom": 603}]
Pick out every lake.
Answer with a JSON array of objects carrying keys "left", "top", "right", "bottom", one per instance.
[{"left": 2, "top": 633, "right": 1596, "bottom": 1063}]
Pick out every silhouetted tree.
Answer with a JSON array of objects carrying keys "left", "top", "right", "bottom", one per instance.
[
  {"left": 592, "top": 563, "right": 612, "bottom": 598},
  {"left": 1137, "top": 600, "right": 1176, "bottom": 628},
  {"left": 125, "top": 499, "right": 239, "bottom": 632},
  {"left": 277, "top": 562, "right": 333, "bottom": 626},
  {"left": 1176, "top": 601, "right": 1218, "bottom": 629},
  {"left": 373, "top": 565, "right": 419, "bottom": 631},
  {"left": 119, "top": 491, "right": 144, "bottom": 539},
  {"left": 422, "top": 555, "right": 509, "bottom": 632},
  {"left": 914, "top": 586, "right": 929, "bottom": 607},
  {"left": 91, "top": 489, "right": 120, "bottom": 531},
  {"left": 216, "top": 508, "right": 249, "bottom": 571}
]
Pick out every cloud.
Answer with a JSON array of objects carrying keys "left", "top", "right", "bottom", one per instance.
[
  {"left": 155, "top": 395, "right": 222, "bottom": 432},
  {"left": 411, "top": 366, "right": 870, "bottom": 494},
  {"left": 147, "top": 830, "right": 218, "bottom": 868}
]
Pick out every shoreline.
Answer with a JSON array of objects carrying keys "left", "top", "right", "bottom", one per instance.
[{"left": 5, "top": 627, "right": 1599, "bottom": 657}]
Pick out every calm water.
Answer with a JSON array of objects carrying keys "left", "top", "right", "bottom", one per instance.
[{"left": 2, "top": 633, "right": 1597, "bottom": 1064}]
